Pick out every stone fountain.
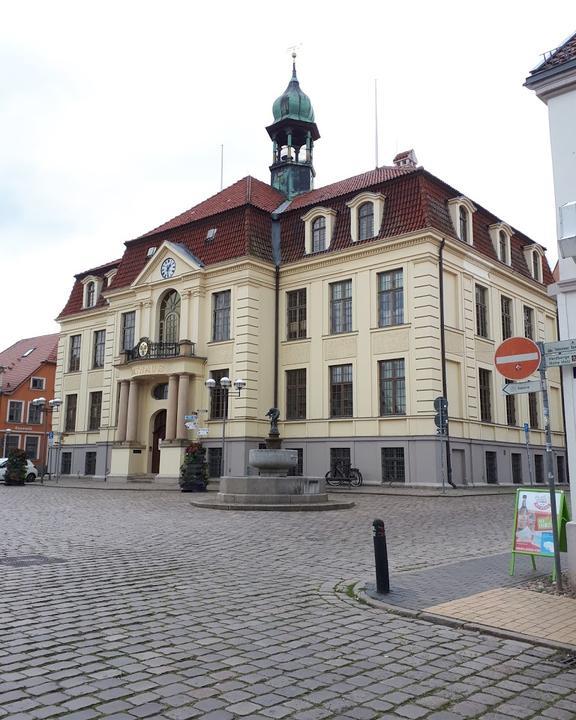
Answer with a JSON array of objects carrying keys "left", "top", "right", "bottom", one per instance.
[{"left": 190, "top": 409, "right": 353, "bottom": 511}]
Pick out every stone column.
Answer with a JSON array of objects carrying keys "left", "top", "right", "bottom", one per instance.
[
  {"left": 166, "top": 374, "right": 179, "bottom": 441},
  {"left": 115, "top": 380, "right": 130, "bottom": 442},
  {"left": 125, "top": 380, "right": 139, "bottom": 443},
  {"left": 176, "top": 374, "right": 190, "bottom": 440}
]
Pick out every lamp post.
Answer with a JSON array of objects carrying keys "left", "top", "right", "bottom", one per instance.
[
  {"left": 2, "top": 428, "right": 13, "bottom": 457},
  {"left": 205, "top": 376, "right": 246, "bottom": 477},
  {"left": 31, "top": 397, "right": 62, "bottom": 480}
]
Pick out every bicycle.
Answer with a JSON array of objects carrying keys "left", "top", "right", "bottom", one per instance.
[{"left": 325, "top": 459, "right": 363, "bottom": 487}]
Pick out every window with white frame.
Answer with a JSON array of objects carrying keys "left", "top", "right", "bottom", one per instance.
[
  {"left": 301, "top": 207, "right": 337, "bottom": 254},
  {"left": 28, "top": 402, "right": 43, "bottom": 425},
  {"left": 30, "top": 377, "right": 45, "bottom": 390},
  {"left": 25, "top": 436, "right": 39, "bottom": 460},
  {"left": 378, "top": 269, "right": 403, "bottom": 327},
  {"left": 330, "top": 280, "right": 352, "bottom": 334},
  {"left": 489, "top": 222, "right": 513, "bottom": 265},
  {"left": 523, "top": 245, "right": 544, "bottom": 282},
  {"left": 82, "top": 276, "right": 103, "bottom": 309},
  {"left": 7, "top": 401, "right": 23, "bottom": 423},
  {"left": 212, "top": 291, "right": 231, "bottom": 342},
  {"left": 448, "top": 197, "right": 476, "bottom": 245},
  {"left": 346, "top": 192, "right": 385, "bottom": 243}
]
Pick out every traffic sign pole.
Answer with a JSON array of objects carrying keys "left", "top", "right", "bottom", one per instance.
[
  {"left": 538, "top": 342, "right": 563, "bottom": 591},
  {"left": 523, "top": 423, "right": 534, "bottom": 487}
]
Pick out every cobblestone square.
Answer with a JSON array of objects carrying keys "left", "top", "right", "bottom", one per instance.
[{"left": 1, "top": 486, "right": 575, "bottom": 719}]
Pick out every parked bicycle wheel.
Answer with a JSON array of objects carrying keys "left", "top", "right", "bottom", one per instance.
[
  {"left": 350, "top": 468, "right": 363, "bottom": 486},
  {"left": 325, "top": 470, "right": 340, "bottom": 486}
]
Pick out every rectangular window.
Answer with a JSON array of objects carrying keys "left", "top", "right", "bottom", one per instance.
[
  {"left": 287, "top": 448, "right": 304, "bottom": 476},
  {"left": 69, "top": 335, "right": 81, "bottom": 372},
  {"left": 382, "top": 447, "right": 405, "bottom": 483},
  {"left": 30, "top": 377, "right": 45, "bottom": 390},
  {"left": 501, "top": 296, "right": 513, "bottom": 340},
  {"left": 379, "top": 359, "right": 406, "bottom": 416},
  {"left": 330, "top": 447, "right": 351, "bottom": 472},
  {"left": 523, "top": 306, "right": 534, "bottom": 339},
  {"left": 511, "top": 453, "right": 523, "bottom": 484},
  {"left": 88, "top": 392, "right": 102, "bottom": 431},
  {"left": 557, "top": 456, "right": 566, "bottom": 484},
  {"left": 330, "top": 364, "right": 353, "bottom": 417},
  {"left": 25, "top": 436, "right": 39, "bottom": 460},
  {"left": 93, "top": 330, "right": 106, "bottom": 369},
  {"left": 535, "top": 454, "right": 544, "bottom": 484},
  {"left": 475, "top": 285, "right": 488, "bottom": 337},
  {"left": 330, "top": 280, "right": 352, "bottom": 334},
  {"left": 207, "top": 447, "right": 222, "bottom": 478},
  {"left": 61, "top": 452, "right": 72, "bottom": 475},
  {"left": 28, "top": 402, "right": 43, "bottom": 425},
  {"left": 84, "top": 452, "right": 97, "bottom": 476},
  {"left": 378, "top": 269, "right": 404, "bottom": 327},
  {"left": 7, "top": 401, "right": 22, "bottom": 423},
  {"left": 529, "top": 392, "right": 539, "bottom": 429},
  {"left": 479, "top": 368, "right": 492, "bottom": 422},
  {"left": 209, "top": 369, "right": 229, "bottom": 420},
  {"left": 485, "top": 451, "right": 498, "bottom": 484},
  {"left": 212, "top": 290, "right": 231, "bottom": 342},
  {"left": 121, "top": 311, "right": 136, "bottom": 352},
  {"left": 65, "top": 394, "right": 77, "bottom": 432},
  {"left": 5, "top": 434, "right": 19, "bottom": 454},
  {"left": 286, "top": 369, "right": 306, "bottom": 420},
  {"left": 286, "top": 289, "right": 307, "bottom": 340},
  {"left": 505, "top": 378, "right": 516, "bottom": 426}
]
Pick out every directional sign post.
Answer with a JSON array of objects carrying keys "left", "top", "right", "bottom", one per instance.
[{"left": 502, "top": 380, "right": 543, "bottom": 396}]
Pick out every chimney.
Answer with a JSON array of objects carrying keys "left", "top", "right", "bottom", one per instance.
[{"left": 393, "top": 149, "right": 418, "bottom": 168}]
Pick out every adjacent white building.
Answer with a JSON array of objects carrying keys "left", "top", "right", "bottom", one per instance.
[{"left": 526, "top": 31, "right": 576, "bottom": 581}]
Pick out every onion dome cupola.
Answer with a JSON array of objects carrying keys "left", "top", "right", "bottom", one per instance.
[{"left": 266, "top": 53, "right": 320, "bottom": 199}]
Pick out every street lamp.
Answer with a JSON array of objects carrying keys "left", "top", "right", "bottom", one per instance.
[
  {"left": 205, "top": 376, "right": 246, "bottom": 477},
  {"left": 2, "top": 428, "right": 13, "bottom": 457},
  {"left": 31, "top": 397, "right": 62, "bottom": 480}
]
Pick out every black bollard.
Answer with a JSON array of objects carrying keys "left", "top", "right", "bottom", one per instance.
[{"left": 372, "top": 518, "right": 390, "bottom": 594}]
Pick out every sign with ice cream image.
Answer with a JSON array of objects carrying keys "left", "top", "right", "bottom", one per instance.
[{"left": 512, "top": 489, "right": 569, "bottom": 558}]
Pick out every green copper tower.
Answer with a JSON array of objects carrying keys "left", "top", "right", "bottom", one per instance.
[{"left": 266, "top": 54, "right": 320, "bottom": 199}]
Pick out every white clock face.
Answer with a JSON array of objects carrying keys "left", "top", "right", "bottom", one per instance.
[{"left": 161, "top": 257, "right": 176, "bottom": 279}]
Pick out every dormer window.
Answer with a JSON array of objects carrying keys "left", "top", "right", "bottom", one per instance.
[
  {"left": 358, "top": 202, "right": 374, "bottom": 241},
  {"left": 459, "top": 206, "right": 469, "bottom": 244},
  {"left": 346, "top": 191, "right": 386, "bottom": 243},
  {"left": 301, "top": 207, "right": 337, "bottom": 254},
  {"left": 489, "top": 223, "right": 512, "bottom": 266},
  {"left": 522, "top": 244, "right": 545, "bottom": 283},
  {"left": 86, "top": 282, "right": 95, "bottom": 307},
  {"left": 81, "top": 275, "right": 103, "bottom": 309},
  {"left": 448, "top": 197, "right": 476, "bottom": 245},
  {"left": 312, "top": 216, "right": 326, "bottom": 252}
]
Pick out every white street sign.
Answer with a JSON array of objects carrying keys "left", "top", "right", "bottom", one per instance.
[
  {"left": 184, "top": 421, "right": 197, "bottom": 430},
  {"left": 502, "top": 380, "right": 543, "bottom": 396},
  {"left": 184, "top": 414, "right": 197, "bottom": 421},
  {"left": 196, "top": 428, "right": 209, "bottom": 437},
  {"left": 543, "top": 352, "right": 576, "bottom": 368},
  {"left": 544, "top": 338, "right": 576, "bottom": 354}
]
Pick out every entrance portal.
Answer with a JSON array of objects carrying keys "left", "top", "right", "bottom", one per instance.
[{"left": 151, "top": 410, "right": 166, "bottom": 474}]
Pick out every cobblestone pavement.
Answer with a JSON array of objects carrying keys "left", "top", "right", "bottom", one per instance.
[{"left": 1, "top": 486, "right": 575, "bottom": 720}]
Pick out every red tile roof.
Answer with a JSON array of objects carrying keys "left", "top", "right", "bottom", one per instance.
[
  {"left": 58, "top": 259, "right": 121, "bottom": 319},
  {"left": 530, "top": 32, "right": 576, "bottom": 74},
  {"left": 0, "top": 334, "right": 59, "bottom": 395},
  {"left": 58, "top": 165, "right": 553, "bottom": 319},
  {"left": 140, "top": 176, "right": 285, "bottom": 238}
]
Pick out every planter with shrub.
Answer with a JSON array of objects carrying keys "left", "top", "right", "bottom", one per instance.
[
  {"left": 4, "top": 448, "right": 27, "bottom": 486},
  {"left": 179, "top": 442, "right": 208, "bottom": 493}
]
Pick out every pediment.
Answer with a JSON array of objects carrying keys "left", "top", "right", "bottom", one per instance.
[{"left": 131, "top": 241, "right": 205, "bottom": 288}]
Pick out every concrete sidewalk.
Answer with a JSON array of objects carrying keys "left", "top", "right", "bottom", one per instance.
[{"left": 362, "top": 551, "right": 576, "bottom": 651}]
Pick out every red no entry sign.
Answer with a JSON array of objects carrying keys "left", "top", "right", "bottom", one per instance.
[{"left": 494, "top": 337, "right": 541, "bottom": 380}]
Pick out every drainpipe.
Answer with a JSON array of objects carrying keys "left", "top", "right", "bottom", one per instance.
[
  {"left": 439, "top": 238, "right": 456, "bottom": 488},
  {"left": 271, "top": 216, "right": 281, "bottom": 409}
]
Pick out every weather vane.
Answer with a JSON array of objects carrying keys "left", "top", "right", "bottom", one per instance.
[{"left": 286, "top": 42, "right": 303, "bottom": 60}]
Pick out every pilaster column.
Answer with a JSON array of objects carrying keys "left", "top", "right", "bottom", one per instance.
[
  {"left": 166, "top": 374, "right": 179, "bottom": 441},
  {"left": 115, "top": 380, "right": 130, "bottom": 441},
  {"left": 176, "top": 374, "right": 190, "bottom": 440},
  {"left": 125, "top": 380, "right": 139, "bottom": 443}
]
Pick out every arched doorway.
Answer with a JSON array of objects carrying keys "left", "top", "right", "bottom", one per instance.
[{"left": 151, "top": 410, "right": 166, "bottom": 474}]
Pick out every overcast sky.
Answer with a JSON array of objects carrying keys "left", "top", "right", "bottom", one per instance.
[{"left": 1, "top": 1, "right": 573, "bottom": 350}]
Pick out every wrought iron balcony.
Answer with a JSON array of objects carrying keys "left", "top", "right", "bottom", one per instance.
[{"left": 125, "top": 338, "right": 196, "bottom": 362}]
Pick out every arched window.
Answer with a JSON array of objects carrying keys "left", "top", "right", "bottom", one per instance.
[
  {"left": 499, "top": 231, "right": 508, "bottom": 264},
  {"left": 86, "top": 282, "right": 95, "bottom": 308},
  {"left": 159, "top": 291, "right": 180, "bottom": 343},
  {"left": 358, "top": 202, "right": 374, "bottom": 241},
  {"left": 153, "top": 383, "right": 169, "bottom": 400},
  {"left": 459, "top": 206, "right": 469, "bottom": 243},
  {"left": 312, "top": 216, "right": 326, "bottom": 252},
  {"left": 532, "top": 252, "right": 542, "bottom": 282}
]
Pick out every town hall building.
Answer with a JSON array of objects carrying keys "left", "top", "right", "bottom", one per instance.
[{"left": 54, "top": 59, "right": 566, "bottom": 487}]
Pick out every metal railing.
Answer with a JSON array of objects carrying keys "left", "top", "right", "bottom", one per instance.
[{"left": 125, "top": 341, "right": 191, "bottom": 362}]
